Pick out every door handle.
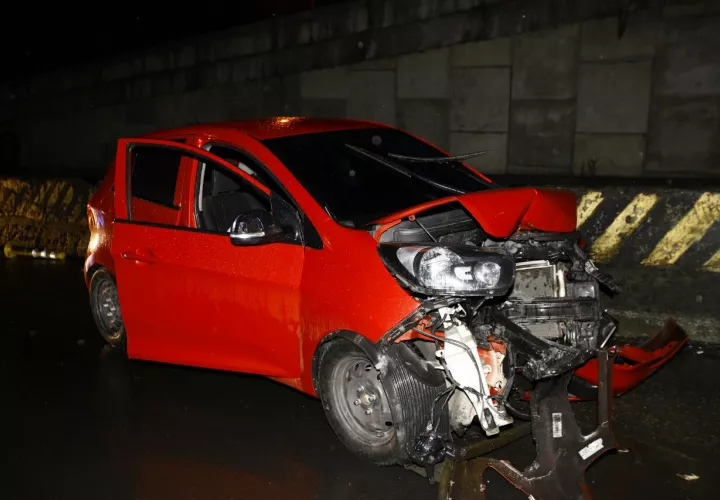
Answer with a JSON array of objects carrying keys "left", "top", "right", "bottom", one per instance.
[{"left": 121, "top": 249, "right": 158, "bottom": 264}]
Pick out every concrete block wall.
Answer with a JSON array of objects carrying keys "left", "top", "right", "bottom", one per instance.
[
  {"left": 296, "top": 9, "right": 719, "bottom": 179},
  {"left": 1, "top": 0, "right": 719, "bottom": 179}
]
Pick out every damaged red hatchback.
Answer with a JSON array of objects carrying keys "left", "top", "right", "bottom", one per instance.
[{"left": 85, "top": 118, "right": 685, "bottom": 467}]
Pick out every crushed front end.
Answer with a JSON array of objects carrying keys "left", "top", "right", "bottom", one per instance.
[{"left": 370, "top": 197, "right": 685, "bottom": 497}]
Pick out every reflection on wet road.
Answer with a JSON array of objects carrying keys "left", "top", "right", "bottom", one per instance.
[{"left": 2, "top": 258, "right": 718, "bottom": 499}]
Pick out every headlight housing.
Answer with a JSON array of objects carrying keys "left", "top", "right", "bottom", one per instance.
[
  {"left": 566, "top": 281, "right": 598, "bottom": 299},
  {"left": 378, "top": 243, "right": 516, "bottom": 297}
]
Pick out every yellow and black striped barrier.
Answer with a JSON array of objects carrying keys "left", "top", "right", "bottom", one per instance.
[
  {"left": 0, "top": 178, "right": 92, "bottom": 257},
  {"left": 574, "top": 188, "right": 720, "bottom": 273}
]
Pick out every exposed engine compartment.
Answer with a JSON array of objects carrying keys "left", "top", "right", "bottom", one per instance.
[
  {"left": 376, "top": 203, "right": 619, "bottom": 351},
  {"left": 374, "top": 203, "right": 622, "bottom": 460}
]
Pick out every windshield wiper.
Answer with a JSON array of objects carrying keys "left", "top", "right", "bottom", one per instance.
[
  {"left": 387, "top": 150, "right": 499, "bottom": 189},
  {"left": 387, "top": 150, "right": 489, "bottom": 163},
  {"left": 345, "top": 144, "right": 465, "bottom": 195}
]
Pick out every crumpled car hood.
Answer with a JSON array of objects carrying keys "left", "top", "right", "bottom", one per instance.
[{"left": 371, "top": 187, "right": 578, "bottom": 239}]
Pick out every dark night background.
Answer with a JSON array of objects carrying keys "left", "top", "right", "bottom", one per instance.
[
  {"left": 2, "top": 1, "right": 345, "bottom": 78},
  {"left": 2, "top": 2, "right": 720, "bottom": 499}
]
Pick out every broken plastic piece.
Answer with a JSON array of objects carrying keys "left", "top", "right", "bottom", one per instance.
[
  {"left": 676, "top": 473, "right": 700, "bottom": 481},
  {"left": 571, "top": 318, "right": 688, "bottom": 399},
  {"left": 439, "top": 350, "right": 617, "bottom": 500}
]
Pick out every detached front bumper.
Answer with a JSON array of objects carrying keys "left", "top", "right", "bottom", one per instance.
[{"left": 570, "top": 318, "right": 688, "bottom": 399}]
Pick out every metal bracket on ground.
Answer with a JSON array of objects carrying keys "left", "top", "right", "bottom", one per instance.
[{"left": 437, "top": 350, "right": 616, "bottom": 500}]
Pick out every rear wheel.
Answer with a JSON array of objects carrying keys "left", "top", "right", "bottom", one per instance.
[
  {"left": 317, "top": 340, "right": 398, "bottom": 465},
  {"left": 89, "top": 269, "right": 126, "bottom": 349}
]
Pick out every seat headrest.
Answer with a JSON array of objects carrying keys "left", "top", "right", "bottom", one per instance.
[{"left": 210, "top": 168, "right": 241, "bottom": 194}]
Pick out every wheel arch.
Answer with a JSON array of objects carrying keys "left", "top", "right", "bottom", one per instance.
[
  {"left": 84, "top": 251, "right": 116, "bottom": 284},
  {"left": 84, "top": 263, "right": 102, "bottom": 287},
  {"left": 311, "top": 330, "right": 382, "bottom": 396},
  {"left": 86, "top": 263, "right": 106, "bottom": 280}
]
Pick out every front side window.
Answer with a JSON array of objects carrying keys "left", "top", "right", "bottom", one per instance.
[
  {"left": 206, "top": 144, "right": 292, "bottom": 205},
  {"left": 195, "top": 161, "right": 270, "bottom": 234}
]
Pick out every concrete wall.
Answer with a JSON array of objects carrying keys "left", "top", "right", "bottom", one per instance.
[{"left": 1, "top": 0, "right": 719, "bottom": 180}]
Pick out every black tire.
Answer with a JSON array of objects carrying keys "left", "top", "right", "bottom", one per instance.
[
  {"left": 89, "top": 269, "right": 126, "bottom": 349},
  {"left": 317, "top": 340, "right": 399, "bottom": 465}
]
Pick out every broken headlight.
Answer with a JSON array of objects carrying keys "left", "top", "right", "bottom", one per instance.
[{"left": 378, "top": 243, "right": 515, "bottom": 297}]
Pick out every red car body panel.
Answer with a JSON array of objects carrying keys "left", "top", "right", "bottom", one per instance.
[
  {"left": 85, "top": 164, "right": 117, "bottom": 278},
  {"left": 87, "top": 123, "right": 420, "bottom": 395},
  {"left": 372, "top": 188, "right": 578, "bottom": 239},
  {"left": 85, "top": 118, "right": 684, "bottom": 400},
  {"left": 111, "top": 221, "right": 306, "bottom": 375},
  {"left": 572, "top": 318, "right": 688, "bottom": 399},
  {"left": 144, "top": 117, "right": 387, "bottom": 142}
]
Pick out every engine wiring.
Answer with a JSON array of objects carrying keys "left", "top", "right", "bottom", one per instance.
[
  {"left": 500, "top": 345, "right": 532, "bottom": 420},
  {"left": 413, "top": 312, "right": 490, "bottom": 431},
  {"left": 427, "top": 382, "right": 456, "bottom": 432},
  {"left": 416, "top": 310, "right": 532, "bottom": 430},
  {"left": 411, "top": 328, "right": 484, "bottom": 401}
]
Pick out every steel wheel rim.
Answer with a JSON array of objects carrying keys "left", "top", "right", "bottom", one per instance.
[
  {"left": 333, "top": 355, "right": 395, "bottom": 441},
  {"left": 95, "top": 279, "right": 123, "bottom": 338}
]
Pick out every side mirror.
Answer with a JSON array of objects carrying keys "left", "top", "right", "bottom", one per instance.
[{"left": 229, "top": 210, "right": 284, "bottom": 246}]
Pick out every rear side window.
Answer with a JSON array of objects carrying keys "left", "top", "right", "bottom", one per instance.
[{"left": 131, "top": 147, "right": 183, "bottom": 208}]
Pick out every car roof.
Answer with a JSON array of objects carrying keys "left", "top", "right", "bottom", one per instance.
[{"left": 143, "top": 117, "right": 391, "bottom": 141}]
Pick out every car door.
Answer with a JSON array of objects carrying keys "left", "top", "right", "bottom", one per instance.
[{"left": 111, "top": 138, "right": 304, "bottom": 377}]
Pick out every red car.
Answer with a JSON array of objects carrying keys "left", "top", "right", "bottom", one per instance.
[{"left": 85, "top": 118, "right": 685, "bottom": 467}]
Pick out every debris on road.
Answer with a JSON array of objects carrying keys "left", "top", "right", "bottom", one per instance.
[{"left": 676, "top": 473, "right": 700, "bottom": 481}]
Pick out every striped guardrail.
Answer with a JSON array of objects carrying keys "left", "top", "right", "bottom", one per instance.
[
  {"left": 0, "top": 178, "right": 91, "bottom": 256},
  {"left": 575, "top": 188, "right": 720, "bottom": 272},
  {"left": 0, "top": 178, "right": 90, "bottom": 223}
]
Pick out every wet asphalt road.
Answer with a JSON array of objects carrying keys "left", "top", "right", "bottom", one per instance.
[{"left": 2, "top": 257, "right": 719, "bottom": 500}]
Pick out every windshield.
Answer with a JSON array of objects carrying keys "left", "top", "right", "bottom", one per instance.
[{"left": 261, "top": 128, "right": 493, "bottom": 227}]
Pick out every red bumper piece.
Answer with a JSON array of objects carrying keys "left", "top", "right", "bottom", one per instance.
[{"left": 570, "top": 318, "right": 688, "bottom": 399}]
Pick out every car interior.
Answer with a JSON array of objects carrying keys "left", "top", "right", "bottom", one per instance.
[{"left": 197, "top": 162, "right": 269, "bottom": 233}]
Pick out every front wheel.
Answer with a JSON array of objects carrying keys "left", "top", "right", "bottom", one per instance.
[
  {"left": 89, "top": 269, "right": 126, "bottom": 349},
  {"left": 317, "top": 340, "right": 399, "bottom": 465}
]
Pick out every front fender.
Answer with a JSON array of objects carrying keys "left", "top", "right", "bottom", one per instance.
[{"left": 311, "top": 330, "right": 382, "bottom": 395}]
